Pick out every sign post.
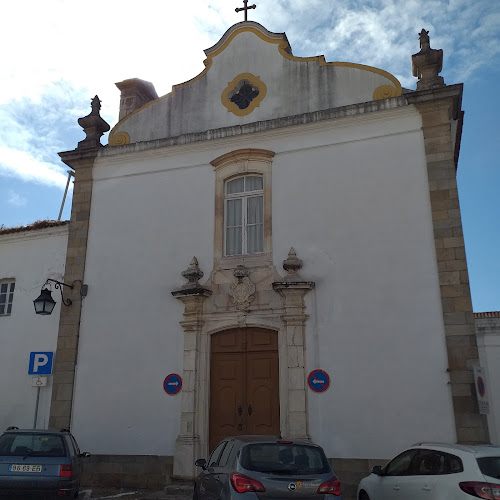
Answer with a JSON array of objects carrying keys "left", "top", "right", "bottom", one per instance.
[{"left": 28, "top": 352, "right": 54, "bottom": 428}]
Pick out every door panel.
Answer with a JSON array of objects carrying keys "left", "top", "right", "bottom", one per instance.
[
  {"left": 210, "top": 352, "right": 245, "bottom": 450},
  {"left": 210, "top": 328, "right": 280, "bottom": 451},
  {"left": 246, "top": 352, "right": 279, "bottom": 435},
  {"left": 212, "top": 329, "right": 244, "bottom": 352},
  {"left": 246, "top": 329, "right": 278, "bottom": 351}
]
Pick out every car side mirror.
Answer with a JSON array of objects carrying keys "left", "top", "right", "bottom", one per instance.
[
  {"left": 371, "top": 465, "right": 383, "bottom": 476},
  {"left": 195, "top": 458, "right": 207, "bottom": 470},
  {"left": 80, "top": 452, "right": 91, "bottom": 458}
]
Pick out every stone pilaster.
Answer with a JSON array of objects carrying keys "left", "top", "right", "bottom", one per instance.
[
  {"left": 49, "top": 152, "right": 96, "bottom": 430},
  {"left": 172, "top": 258, "right": 212, "bottom": 478},
  {"left": 49, "top": 97, "right": 109, "bottom": 430},
  {"left": 272, "top": 248, "right": 314, "bottom": 438},
  {"left": 411, "top": 88, "right": 488, "bottom": 443}
]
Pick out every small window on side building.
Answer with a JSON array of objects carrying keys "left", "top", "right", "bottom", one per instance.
[{"left": 0, "top": 280, "right": 15, "bottom": 316}]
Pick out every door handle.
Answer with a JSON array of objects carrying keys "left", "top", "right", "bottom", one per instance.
[
  {"left": 238, "top": 423, "right": 243, "bottom": 430},
  {"left": 247, "top": 405, "right": 253, "bottom": 416},
  {"left": 422, "top": 486, "right": 431, "bottom": 491},
  {"left": 237, "top": 406, "right": 242, "bottom": 416},
  {"left": 393, "top": 486, "right": 400, "bottom": 490}
]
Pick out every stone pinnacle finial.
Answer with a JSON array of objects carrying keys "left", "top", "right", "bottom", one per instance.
[
  {"left": 181, "top": 256, "right": 204, "bottom": 289},
  {"left": 419, "top": 29, "right": 430, "bottom": 50},
  {"left": 90, "top": 95, "right": 101, "bottom": 114},
  {"left": 76, "top": 95, "right": 110, "bottom": 150},
  {"left": 411, "top": 28, "right": 444, "bottom": 90},
  {"left": 283, "top": 247, "right": 304, "bottom": 281}
]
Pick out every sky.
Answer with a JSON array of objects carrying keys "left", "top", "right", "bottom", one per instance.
[{"left": 0, "top": 0, "right": 498, "bottom": 312}]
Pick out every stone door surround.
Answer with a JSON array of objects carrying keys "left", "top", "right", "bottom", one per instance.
[{"left": 171, "top": 249, "right": 314, "bottom": 478}]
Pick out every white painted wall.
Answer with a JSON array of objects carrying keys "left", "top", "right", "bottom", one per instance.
[
  {"left": 113, "top": 23, "right": 398, "bottom": 144},
  {"left": 0, "top": 226, "right": 68, "bottom": 431},
  {"left": 477, "top": 317, "right": 500, "bottom": 445},
  {"left": 73, "top": 105, "right": 456, "bottom": 459}
]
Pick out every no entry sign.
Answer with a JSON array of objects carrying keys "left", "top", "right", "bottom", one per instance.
[
  {"left": 307, "top": 369, "right": 330, "bottom": 393},
  {"left": 473, "top": 366, "right": 489, "bottom": 414},
  {"left": 163, "top": 373, "right": 182, "bottom": 395}
]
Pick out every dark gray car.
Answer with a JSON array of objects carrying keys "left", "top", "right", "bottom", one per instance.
[
  {"left": 194, "top": 435, "right": 342, "bottom": 499},
  {"left": 0, "top": 427, "right": 90, "bottom": 499}
]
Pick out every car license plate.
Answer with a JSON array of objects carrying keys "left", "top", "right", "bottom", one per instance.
[{"left": 10, "top": 464, "right": 42, "bottom": 472}]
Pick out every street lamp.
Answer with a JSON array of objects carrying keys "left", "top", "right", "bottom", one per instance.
[{"left": 33, "top": 279, "right": 73, "bottom": 316}]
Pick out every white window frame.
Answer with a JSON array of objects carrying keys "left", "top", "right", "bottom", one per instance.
[
  {"left": 0, "top": 279, "right": 15, "bottom": 317},
  {"left": 224, "top": 175, "right": 264, "bottom": 256}
]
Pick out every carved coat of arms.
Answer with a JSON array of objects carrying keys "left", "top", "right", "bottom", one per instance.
[{"left": 229, "top": 265, "right": 256, "bottom": 310}]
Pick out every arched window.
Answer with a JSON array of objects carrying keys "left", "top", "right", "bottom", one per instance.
[
  {"left": 225, "top": 175, "right": 264, "bottom": 255},
  {"left": 211, "top": 148, "right": 274, "bottom": 264}
]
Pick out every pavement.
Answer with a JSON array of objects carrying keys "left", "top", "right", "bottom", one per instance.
[{"left": 78, "top": 484, "right": 193, "bottom": 499}]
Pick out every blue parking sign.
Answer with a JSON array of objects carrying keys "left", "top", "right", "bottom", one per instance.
[{"left": 28, "top": 352, "right": 54, "bottom": 375}]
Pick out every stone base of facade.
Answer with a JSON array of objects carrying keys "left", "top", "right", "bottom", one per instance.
[
  {"left": 330, "top": 457, "right": 388, "bottom": 500},
  {"left": 81, "top": 454, "right": 385, "bottom": 499},
  {"left": 81, "top": 455, "right": 174, "bottom": 489}
]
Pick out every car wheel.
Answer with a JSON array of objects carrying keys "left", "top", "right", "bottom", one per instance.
[{"left": 359, "top": 491, "right": 370, "bottom": 500}]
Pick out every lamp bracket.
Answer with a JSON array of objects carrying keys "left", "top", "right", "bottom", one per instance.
[{"left": 44, "top": 279, "right": 73, "bottom": 306}]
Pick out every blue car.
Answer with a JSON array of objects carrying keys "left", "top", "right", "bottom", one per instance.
[{"left": 0, "top": 427, "right": 90, "bottom": 499}]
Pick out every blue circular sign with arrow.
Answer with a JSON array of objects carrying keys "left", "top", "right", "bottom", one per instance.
[
  {"left": 307, "top": 369, "right": 330, "bottom": 393},
  {"left": 163, "top": 373, "right": 182, "bottom": 395}
]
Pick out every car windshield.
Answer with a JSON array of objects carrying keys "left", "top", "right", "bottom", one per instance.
[
  {"left": 477, "top": 456, "right": 500, "bottom": 479},
  {"left": 0, "top": 433, "right": 66, "bottom": 457},
  {"left": 240, "top": 443, "right": 331, "bottom": 475}
]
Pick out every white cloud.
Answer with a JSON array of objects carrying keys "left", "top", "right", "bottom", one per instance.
[
  {"left": 0, "top": 147, "right": 67, "bottom": 188},
  {"left": 0, "top": 0, "right": 498, "bottom": 187},
  {"left": 7, "top": 191, "right": 27, "bottom": 207}
]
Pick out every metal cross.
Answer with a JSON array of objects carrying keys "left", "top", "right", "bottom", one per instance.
[{"left": 235, "top": 0, "right": 256, "bottom": 21}]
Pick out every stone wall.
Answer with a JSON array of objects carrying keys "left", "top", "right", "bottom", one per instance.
[
  {"left": 80, "top": 454, "right": 381, "bottom": 499},
  {"left": 330, "top": 457, "right": 387, "bottom": 500},
  {"left": 81, "top": 455, "right": 174, "bottom": 489}
]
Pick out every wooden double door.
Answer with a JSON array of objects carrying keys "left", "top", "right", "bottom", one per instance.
[{"left": 209, "top": 328, "right": 280, "bottom": 451}]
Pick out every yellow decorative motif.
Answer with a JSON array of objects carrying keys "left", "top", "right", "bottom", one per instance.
[
  {"left": 221, "top": 73, "right": 267, "bottom": 116},
  {"left": 108, "top": 131, "right": 130, "bottom": 146},
  {"left": 373, "top": 85, "right": 398, "bottom": 100}
]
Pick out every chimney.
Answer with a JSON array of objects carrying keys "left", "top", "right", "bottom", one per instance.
[{"left": 115, "top": 78, "right": 158, "bottom": 121}]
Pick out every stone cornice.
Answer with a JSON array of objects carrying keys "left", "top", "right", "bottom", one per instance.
[
  {"left": 0, "top": 224, "right": 69, "bottom": 244},
  {"left": 172, "top": 287, "right": 213, "bottom": 299},
  {"left": 59, "top": 148, "right": 101, "bottom": 169},
  {"left": 100, "top": 96, "right": 408, "bottom": 158},
  {"left": 405, "top": 83, "right": 463, "bottom": 120},
  {"left": 272, "top": 281, "right": 316, "bottom": 291},
  {"left": 211, "top": 149, "right": 275, "bottom": 169}
]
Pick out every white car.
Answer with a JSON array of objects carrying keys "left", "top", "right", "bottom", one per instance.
[{"left": 357, "top": 442, "right": 500, "bottom": 500}]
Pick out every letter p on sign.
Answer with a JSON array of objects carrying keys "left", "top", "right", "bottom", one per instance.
[{"left": 28, "top": 352, "right": 54, "bottom": 375}]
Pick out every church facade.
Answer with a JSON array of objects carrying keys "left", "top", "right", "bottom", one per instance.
[{"left": 3, "top": 20, "right": 488, "bottom": 497}]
